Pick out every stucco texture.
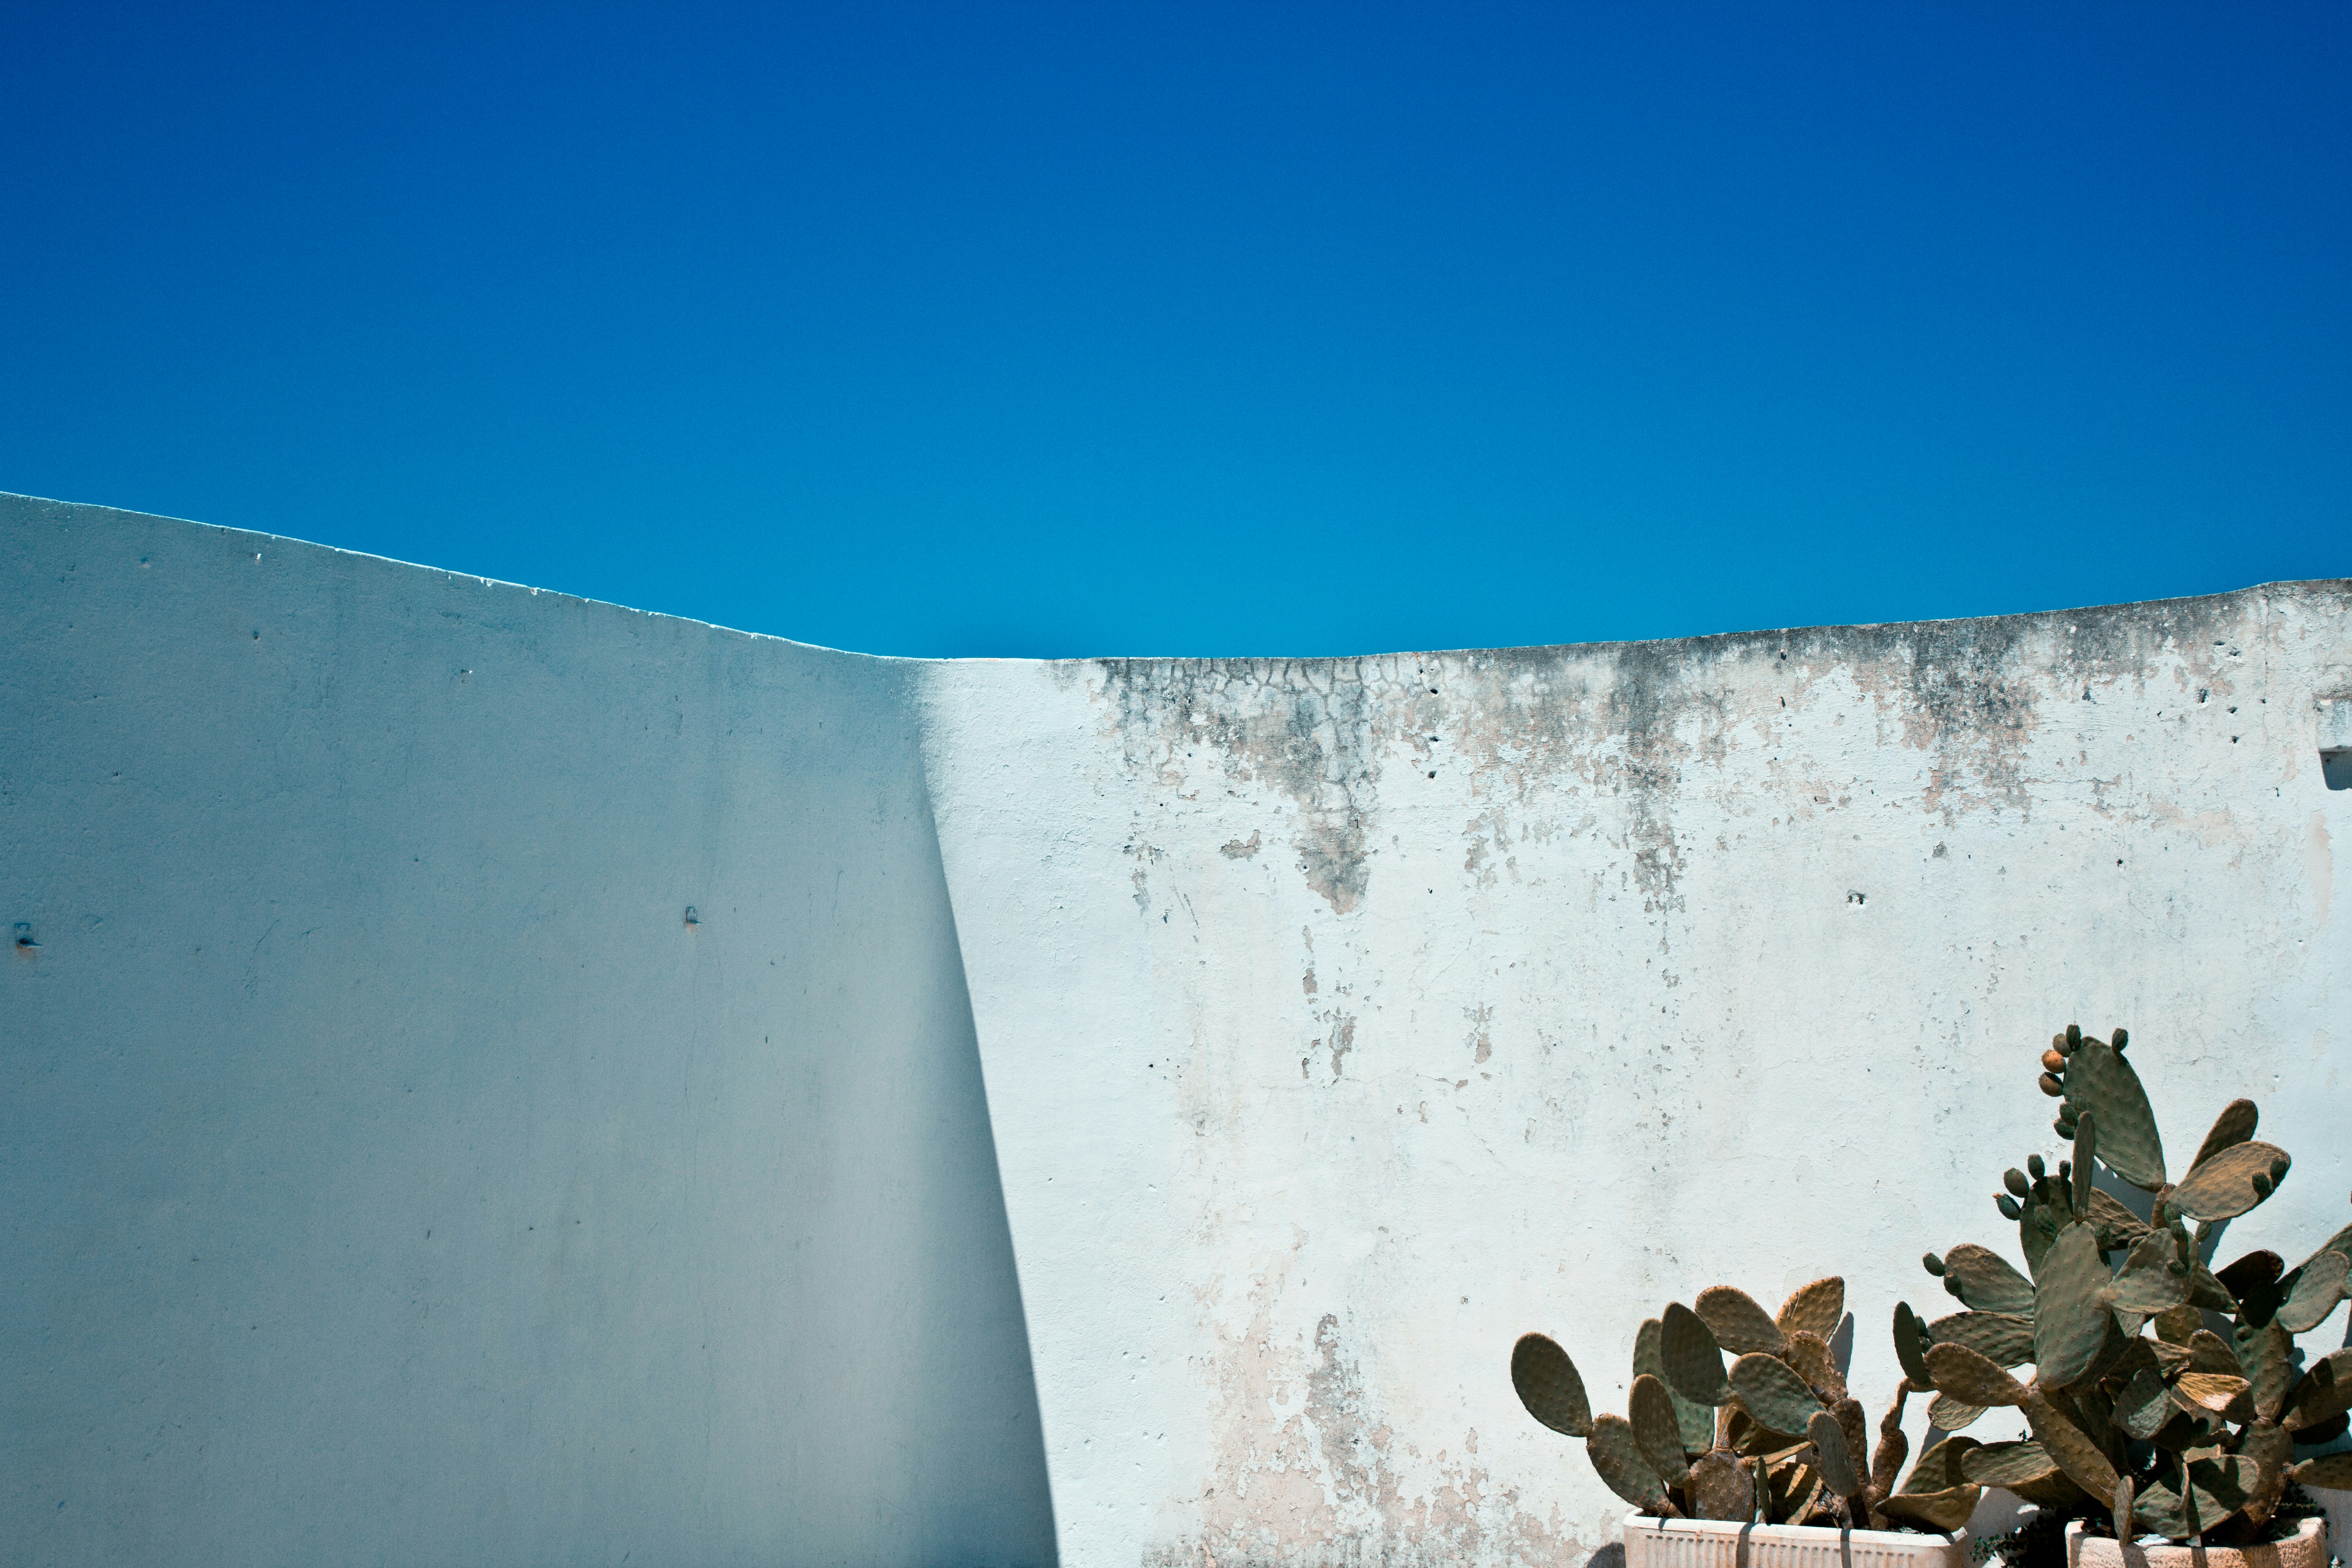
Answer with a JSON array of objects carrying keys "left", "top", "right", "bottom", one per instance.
[{"left": 6, "top": 492, "right": 2350, "bottom": 1567}]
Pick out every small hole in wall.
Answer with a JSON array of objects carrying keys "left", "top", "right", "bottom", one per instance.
[{"left": 2325, "top": 750, "right": 2352, "bottom": 791}]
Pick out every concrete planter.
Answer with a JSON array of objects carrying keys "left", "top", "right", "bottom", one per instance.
[
  {"left": 1622, "top": 1512, "right": 1970, "bottom": 1568},
  {"left": 2062, "top": 1517, "right": 2328, "bottom": 1568}
]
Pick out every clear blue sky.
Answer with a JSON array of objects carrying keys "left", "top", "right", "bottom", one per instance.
[{"left": 5, "top": 4, "right": 2346, "bottom": 657}]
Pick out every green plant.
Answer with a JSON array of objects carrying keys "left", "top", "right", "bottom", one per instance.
[
  {"left": 1898, "top": 1023, "right": 2352, "bottom": 1547},
  {"left": 1512, "top": 1276, "right": 1985, "bottom": 1531}
]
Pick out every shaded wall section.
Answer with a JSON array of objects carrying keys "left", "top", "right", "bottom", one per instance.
[{"left": 1, "top": 495, "right": 1055, "bottom": 1567}]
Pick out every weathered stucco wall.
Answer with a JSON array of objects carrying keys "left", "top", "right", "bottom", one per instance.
[
  {"left": 916, "top": 586, "right": 2352, "bottom": 1567},
  {"left": 5, "top": 492, "right": 2350, "bottom": 1568}
]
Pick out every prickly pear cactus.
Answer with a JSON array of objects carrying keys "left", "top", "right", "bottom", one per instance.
[
  {"left": 1513, "top": 1276, "right": 1981, "bottom": 1531},
  {"left": 1901, "top": 1023, "right": 2352, "bottom": 1548}
]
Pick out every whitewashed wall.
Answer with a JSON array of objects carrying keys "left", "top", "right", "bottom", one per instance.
[
  {"left": 5, "top": 492, "right": 2349, "bottom": 1568},
  {"left": 0, "top": 495, "right": 1055, "bottom": 1568},
  {"left": 917, "top": 585, "right": 2352, "bottom": 1567}
]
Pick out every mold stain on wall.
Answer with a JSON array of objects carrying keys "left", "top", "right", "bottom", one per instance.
[{"left": 1072, "top": 583, "right": 2352, "bottom": 1567}]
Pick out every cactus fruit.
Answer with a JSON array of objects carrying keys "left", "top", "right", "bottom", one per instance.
[
  {"left": 1514, "top": 1275, "right": 1980, "bottom": 1531},
  {"left": 1896, "top": 1020, "right": 2352, "bottom": 1549}
]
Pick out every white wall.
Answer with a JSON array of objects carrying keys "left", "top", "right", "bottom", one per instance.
[
  {"left": 7, "top": 493, "right": 2350, "bottom": 1568},
  {"left": 916, "top": 588, "right": 2352, "bottom": 1567},
  {"left": 1, "top": 495, "right": 1056, "bottom": 1567}
]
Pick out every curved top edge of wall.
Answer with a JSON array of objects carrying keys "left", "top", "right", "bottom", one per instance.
[{"left": 10, "top": 487, "right": 2350, "bottom": 675}]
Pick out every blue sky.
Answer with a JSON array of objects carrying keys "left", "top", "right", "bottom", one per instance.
[{"left": 4, "top": 3, "right": 2346, "bottom": 657}]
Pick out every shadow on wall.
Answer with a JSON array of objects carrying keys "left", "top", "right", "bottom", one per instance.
[
  {"left": 0, "top": 495, "right": 1055, "bottom": 1567},
  {"left": 896, "top": 767, "right": 1063, "bottom": 1567}
]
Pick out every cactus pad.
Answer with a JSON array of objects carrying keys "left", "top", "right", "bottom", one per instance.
[
  {"left": 1878, "top": 1489, "right": 1978, "bottom": 1532},
  {"left": 2292, "top": 1453, "right": 2352, "bottom": 1490},
  {"left": 2115, "top": 1367, "right": 2174, "bottom": 1440},
  {"left": 1925, "top": 1394, "right": 1985, "bottom": 1431},
  {"left": 1781, "top": 1331, "right": 1846, "bottom": 1402},
  {"left": 1660, "top": 1302, "right": 1729, "bottom": 1406},
  {"left": 1906, "top": 1434, "right": 1981, "bottom": 1493},
  {"left": 1940, "top": 1244, "right": 2036, "bottom": 1314},
  {"left": 1588, "top": 1413, "right": 1678, "bottom": 1515},
  {"left": 1637, "top": 1315, "right": 1718, "bottom": 1453},
  {"left": 2032, "top": 1223, "right": 2111, "bottom": 1388},
  {"left": 1511, "top": 1333, "right": 1592, "bottom": 1437},
  {"left": 1960, "top": 1440, "right": 2059, "bottom": 1488},
  {"left": 2297, "top": 1222, "right": 2352, "bottom": 1282},
  {"left": 2277, "top": 1247, "right": 2348, "bottom": 1333},
  {"left": 1776, "top": 1277, "right": 1845, "bottom": 1342},
  {"left": 1628, "top": 1374, "right": 1692, "bottom": 1485},
  {"left": 2083, "top": 1188, "right": 2151, "bottom": 1250},
  {"left": 2184, "top": 1328, "right": 2242, "bottom": 1376},
  {"left": 2061, "top": 1038, "right": 2164, "bottom": 1189},
  {"left": 1807, "top": 1409, "right": 1861, "bottom": 1499},
  {"left": 2283, "top": 1348, "right": 2352, "bottom": 1431},
  {"left": 1883, "top": 1433, "right": 1986, "bottom": 1530},
  {"left": 2168, "top": 1372, "right": 2254, "bottom": 1421},
  {"left": 2234, "top": 1319, "right": 2294, "bottom": 1422},
  {"left": 1924, "top": 1342, "right": 2026, "bottom": 1406},
  {"left": 2021, "top": 1388, "right": 2120, "bottom": 1499},
  {"left": 1686, "top": 1449, "right": 1754, "bottom": 1521},
  {"left": 1695, "top": 1286, "right": 1786, "bottom": 1356},
  {"left": 2105, "top": 1231, "right": 2192, "bottom": 1316},
  {"left": 1870, "top": 1387, "right": 1911, "bottom": 1496},
  {"left": 2188, "top": 1098, "right": 2259, "bottom": 1172},
  {"left": 2134, "top": 1455, "right": 2257, "bottom": 1538},
  {"left": 2184, "top": 1249, "right": 2237, "bottom": 1313},
  {"left": 1892, "top": 1303, "right": 1933, "bottom": 1386},
  {"left": 1768, "top": 1453, "right": 1823, "bottom": 1524},
  {"left": 1728, "top": 1351, "right": 1823, "bottom": 1435},
  {"left": 2217, "top": 1249, "right": 2286, "bottom": 1323},
  {"left": 2238, "top": 1419, "right": 2292, "bottom": 1526},
  {"left": 2171, "top": 1141, "right": 2292, "bottom": 1222},
  {"left": 1830, "top": 1396, "right": 1869, "bottom": 1484},
  {"left": 1925, "top": 1310, "right": 2034, "bottom": 1367}
]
